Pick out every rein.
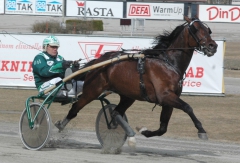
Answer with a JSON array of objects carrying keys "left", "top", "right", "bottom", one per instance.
[
  {"left": 187, "top": 19, "right": 212, "bottom": 53},
  {"left": 122, "top": 47, "right": 197, "bottom": 52}
]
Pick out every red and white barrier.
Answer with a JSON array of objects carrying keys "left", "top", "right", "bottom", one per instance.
[{"left": 0, "top": 34, "right": 224, "bottom": 94}]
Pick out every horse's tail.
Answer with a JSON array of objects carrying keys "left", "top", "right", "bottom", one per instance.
[{"left": 74, "top": 59, "right": 97, "bottom": 81}]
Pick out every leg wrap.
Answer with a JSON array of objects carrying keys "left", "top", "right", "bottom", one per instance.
[
  {"left": 112, "top": 111, "right": 135, "bottom": 137},
  {"left": 55, "top": 117, "right": 70, "bottom": 131},
  {"left": 61, "top": 117, "right": 70, "bottom": 127}
]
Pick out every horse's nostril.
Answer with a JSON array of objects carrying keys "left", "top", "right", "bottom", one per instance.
[{"left": 209, "top": 43, "right": 217, "bottom": 49}]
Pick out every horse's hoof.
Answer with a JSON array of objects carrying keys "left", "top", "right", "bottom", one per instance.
[
  {"left": 54, "top": 120, "right": 64, "bottom": 132},
  {"left": 136, "top": 126, "right": 148, "bottom": 134},
  {"left": 128, "top": 137, "right": 136, "bottom": 148},
  {"left": 198, "top": 133, "right": 208, "bottom": 140}
]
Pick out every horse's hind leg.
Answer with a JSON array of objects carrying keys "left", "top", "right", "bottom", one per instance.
[
  {"left": 55, "top": 91, "right": 102, "bottom": 131},
  {"left": 111, "top": 95, "right": 136, "bottom": 137},
  {"left": 113, "top": 95, "right": 135, "bottom": 116},
  {"left": 111, "top": 95, "right": 137, "bottom": 147},
  {"left": 137, "top": 105, "right": 173, "bottom": 138},
  {"left": 55, "top": 75, "right": 106, "bottom": 131}
]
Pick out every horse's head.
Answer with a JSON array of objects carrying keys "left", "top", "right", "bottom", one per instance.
[{"left": 184, "top": 16, "right": 218, "bottom": 57}]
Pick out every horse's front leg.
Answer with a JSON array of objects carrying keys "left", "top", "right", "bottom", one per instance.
[
  {"left": 137, "top": 105, "right": 173, "bottom": 138},
  {"left": 163, "top": 93, "right": 208, "bottom": 140}
]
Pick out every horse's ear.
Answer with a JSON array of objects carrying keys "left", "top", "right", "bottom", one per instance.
[
  {"left": 184, "top": 15, "right": 191, "bottom": 23},
  {"left": 195, "top": 15, "right": 199, "bottom": 19}
]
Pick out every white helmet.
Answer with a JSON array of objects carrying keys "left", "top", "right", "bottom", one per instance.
[{"left": 42, "top": 35, "right": 60, "bottom": 51}]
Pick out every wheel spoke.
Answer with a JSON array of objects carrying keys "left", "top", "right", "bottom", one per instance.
[
  {"left": 95, "top": 104, "right": 127, "bottom": 149},
  {"left": 19, "top": 103, "right": 51, "bottom": 150}
]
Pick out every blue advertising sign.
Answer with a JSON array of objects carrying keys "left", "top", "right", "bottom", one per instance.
[
  {"left": 36, "top": 0, "right": 46, "bottom": 12},
  {"left": 6, "top": 0, "right": 17, "bottom": 11},
  {"left": 5, "top": 0, "right": 62, "bottom": 15}
]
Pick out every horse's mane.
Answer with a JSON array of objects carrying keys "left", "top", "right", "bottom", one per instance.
[
  {"left": 152, "top": 22, "right": 186, "bottom": 50},
  {"left": 75, "top": 23, "right": 187, "bottom": 80},
  {"left": 79, "top": 21, "right": 188, "bottom": 73}
]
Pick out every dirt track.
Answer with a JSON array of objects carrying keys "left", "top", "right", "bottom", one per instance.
[{"left": 1, "top": 121, "right": 240, "bottom": 163}]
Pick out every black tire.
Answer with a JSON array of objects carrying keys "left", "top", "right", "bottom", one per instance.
[
  {"left": 19, "top": 103, "right": 51, "bottom": 150},
  {"left": 95, "top": 104, "right": 128, "bottom": 149}
]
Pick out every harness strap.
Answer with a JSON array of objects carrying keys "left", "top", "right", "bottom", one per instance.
[
  {"left": 137, "top": 57, "right": 151, "bottom": 102},
  {"left": 145, "top": 54, "right": 186, "bottom": 87}
]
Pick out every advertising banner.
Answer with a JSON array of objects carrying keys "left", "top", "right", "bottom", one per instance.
[
  {"left": 126, "top": 2, "right": 184, "bottom": 20},
  {"left": 198, "top": 5, "right": 240, "bottom": 23},
  {"left": 0, "top": 34, "right": 224, "bottom": 94},
  {"left": 0, "top": 0, "right": 4, "bottom": 14},
  {"left": 5, "top": 0, "right": 63, "bottom": 16},
  {"left": 66, "top": 1, "right": 123, "bottom": 18},
  {"left": 182, "top": 41, "right": 224, "bottom": 94}
]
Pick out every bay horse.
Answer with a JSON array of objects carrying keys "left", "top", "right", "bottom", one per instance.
[{"left": 55, "top": 16, "right": 218, "bottom": 141}]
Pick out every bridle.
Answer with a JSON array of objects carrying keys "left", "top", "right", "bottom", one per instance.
[{"left": 187, "top": 19, "right": 212, "bottom": 52}]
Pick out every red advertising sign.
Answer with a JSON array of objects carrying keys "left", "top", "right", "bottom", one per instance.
[
  {"left": 127, "top": 2, "right": 184, "bottom": 20},
  {"left": 199, "top": 5, "right": 240, "bottom": 22},
  {"left": 129, "top": 4, "right": 151, "bottom": 16}
]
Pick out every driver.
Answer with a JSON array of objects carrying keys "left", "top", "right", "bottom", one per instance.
[{"left": 32, "top": 35, "right": 84, "bottom": 97}]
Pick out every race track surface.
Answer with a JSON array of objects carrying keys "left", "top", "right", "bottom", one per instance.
[{"left": 1, "top": 122, "right": 240, "bottom": 163}]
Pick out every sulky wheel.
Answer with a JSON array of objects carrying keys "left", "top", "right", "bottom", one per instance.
[
  {"left": 19, "top": 103, "right": 52, "bottom": 150},
  {"left": 95, "top": 104, "right": 128, "bottom": 149}
]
